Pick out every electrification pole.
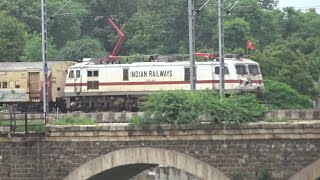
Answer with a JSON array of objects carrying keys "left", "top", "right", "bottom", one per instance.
[
  {"left": 188, "top": 0, "right": 196, "bottom": 91},
  {"left": 218, "top": 0, "right": 225, "bottom": 98},
  {"left": 41, "top": 0, "right": 49, "bottom": 117}
]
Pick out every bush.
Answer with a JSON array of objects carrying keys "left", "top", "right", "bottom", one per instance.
[
  {"left": 130, "top": 90, "right": 268, "bottom": 125},
  {"left": 50, "top": 116, "right": 95, "bottom": 125},
  {"left": 264, "top": 79, "right": 313, "bottom": 109}
]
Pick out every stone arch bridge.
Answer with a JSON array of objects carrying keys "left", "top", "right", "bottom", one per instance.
[{"left": 0, "top": 121, "right": 320, "bottom": 180}]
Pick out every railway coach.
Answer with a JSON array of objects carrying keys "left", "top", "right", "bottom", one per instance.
[
  {"left": 0, "top": 61, "right": 76, "bottom": 112},
  {"left": 64, "top": 55, "right": 264, "bottom": 112}
]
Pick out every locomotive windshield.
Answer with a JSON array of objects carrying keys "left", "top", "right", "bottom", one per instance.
[
  {"left": 236, "top": 65, "right": 247, "bottom": 75},
  {"left": 248, "top": 65, "right": 260, "bottom": 75},
  {"left": 68, "top": 70, "right": 74, "bottom": 78}
]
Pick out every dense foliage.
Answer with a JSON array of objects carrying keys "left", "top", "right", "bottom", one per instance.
[
  {"left": 130, "top": 91, "right": 268, "bottom": 125},
  {"left": 264, "top": 80, "right": 313, "bottom": 109},
  {"left": 0, "top": 0, "right": 319, "bottom": 99},
  {"left": 0, "top": 12, "right": 26, "bottom": 62}
]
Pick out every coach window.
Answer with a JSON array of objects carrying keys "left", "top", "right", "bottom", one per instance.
[
  {"left": 0, "top": 82, "right": 1, "bottom": 88},
  {"left": 215, "top": 67, "right": 229, "bottom": 75},
  {"left": 3, "top": 81, "right": 7, "bottom": 88},
  {"left": 249, "top": 65, "right": 260, "bottom": 75},
  {"left": 123, "top": 69, "right": 128, "bottom": 81},
  {"left": 236, "top": 65, "right": 247, "bottom": 75},
  {"left": 76, "top": 70, "right": 80, "bottom": 78},
  {"left": 68, "top": 70, "right": 74, "bottom": 78},
  {"left": 87, "top": 81, "right": 99, "bottom": 90},
  {"left": 15, "top": 80, "right": 20, "bottom": 88},
  {"left": 184, "top": 67, "right": 190, "bottom": 81}
]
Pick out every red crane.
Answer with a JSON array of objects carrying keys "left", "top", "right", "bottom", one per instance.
[{"left": 95, "top": 16, "right": 125, "bottom": 61}]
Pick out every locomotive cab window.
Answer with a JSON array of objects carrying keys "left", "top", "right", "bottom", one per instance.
[
  {"left": 123, "top": 69, "right": 128, "bottom": 81},
  {"left": 249, "top": 65, "right": 260, "bottom": 75},
  {"left": 76, "top": 70, "right": 80, "bottom": 78},
  {"left": 87, "top": 70, "right": 99, "bottom": 77},
  {"left": 68, "top": 70, "right": 74, "bottom": 78},
  {"left": 215, "top": 67, "right": 229, "bottom": 74},
  {"left": 236, "top": 65, "right": 247, "bottom": 75}
]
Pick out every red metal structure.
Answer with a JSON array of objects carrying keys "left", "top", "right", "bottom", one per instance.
[
  {"left": 95, "top": 16, "right": 125, "bottom": 61},
  {"left": 195, "top": 52, "right": 218, "bottom": 60}
]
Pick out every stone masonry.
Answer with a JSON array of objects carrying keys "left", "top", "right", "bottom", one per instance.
[{"left": 0, "top": 121, "right": 320, "bottom": 180}]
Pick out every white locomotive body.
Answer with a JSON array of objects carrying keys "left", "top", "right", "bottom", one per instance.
[{"left": 64, "top": 56, "right": 264, "bottom": 111}]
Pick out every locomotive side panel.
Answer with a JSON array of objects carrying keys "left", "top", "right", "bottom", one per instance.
[
  {"left": 124, "top": 64, "right": 186, "bottom": 92},
  {"left": 196, "top": 64, "right": 214, "bottom": 90},
  {"left": 63, "top": 58, "right": 264, "bottom": 112}
]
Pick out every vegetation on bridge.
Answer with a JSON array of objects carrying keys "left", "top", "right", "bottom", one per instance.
[
  {"left": 50, "top": 116, "right": 95, "bottom": 125},
  {"left": 130, "top": 90, "right": 268, "bottom": 125}
]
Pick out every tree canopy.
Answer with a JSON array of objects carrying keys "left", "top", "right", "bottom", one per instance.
[{"left": 0, "top": 11, "right": 26, "bottom": 62}]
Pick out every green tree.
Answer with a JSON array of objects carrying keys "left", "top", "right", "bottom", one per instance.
[
  {"left": 253, "top": 37, "right": 317, "bottom": 97},
  {"left": 77, "top": 0, "right": 139, "bottom": 53},
  {"left": 20, "top": 33, "right": 59, "bottom": 61},
  {"left": 0, "top": 0, "right": 40, "bottom": 32},
  {"left": 122, "top": 10, "right": 174, "bottom": 54},
  {"left": 224, "top": 18, "right": 251, "bottom": 50},
  {"left": 264, "top": 80, "right": 313, "bottom": 109},
  {"left": 47, "top": 0, "right": 88, "bottom": 48},
  {"left": 259, "top": 0, "right": 279, "bottom": 9},
  {"left": 280, "top": 7, "right": 303, "bottom": 39},
  {"left": 0, "top": 11, "right": 26, "bottom": 62},
  {"left": 58, "top": 36, "right": 106, "bottom": 61}
]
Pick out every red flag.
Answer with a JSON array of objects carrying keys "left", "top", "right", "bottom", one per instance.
[{"left": 246, "top": 40, "right": 255, "bottom": 50}]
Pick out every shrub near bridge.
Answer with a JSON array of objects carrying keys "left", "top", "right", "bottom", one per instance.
[
  {"left": 130, "top": 90, "right": 268, "bottom": 125},
  {"left": 264, "top": 80, "right": 313, "bottom": 109}
]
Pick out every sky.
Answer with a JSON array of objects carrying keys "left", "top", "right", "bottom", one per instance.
[{"left": 277, "top": 0, "right": 320, "bottom": 10}]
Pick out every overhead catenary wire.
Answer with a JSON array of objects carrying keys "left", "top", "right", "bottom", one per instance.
[{"left": 48, "top": 0, "right": 72, "bottom": 21}]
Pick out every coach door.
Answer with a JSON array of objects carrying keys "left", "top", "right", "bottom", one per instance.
[
  {"left": 74, "top": 69, "right": 82, "bottom": 93},
  {"left": 29, "top": 72, "right": 40, "bottom": 99}
]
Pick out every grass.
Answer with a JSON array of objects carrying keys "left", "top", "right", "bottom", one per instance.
[
  {"left": 50, "top": 116, "right": 95, "bottom": 125},
  {"left": 0, "top": 119, "right": 45, "bottom": 133},
  {"left": 265, "top": 116, "right": 291, "bottom": 122}
]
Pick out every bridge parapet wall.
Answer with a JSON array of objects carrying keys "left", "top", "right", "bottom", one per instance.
[
  {"left": 44, "top": 109, "right": 320, "bottom": 123},
  {"left": 0, "top": 122, "right": 320, "bottom": 180},
  {"left": 46, "top": 121, "right": 320, "bottom": 140}
]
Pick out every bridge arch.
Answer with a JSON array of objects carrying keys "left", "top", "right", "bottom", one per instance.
[
  {"left": 63, "top": 147, "right": 229, "bottom": 180},
  {"left": 289, "top": 159, "right": 320, "bottom": 180}
]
